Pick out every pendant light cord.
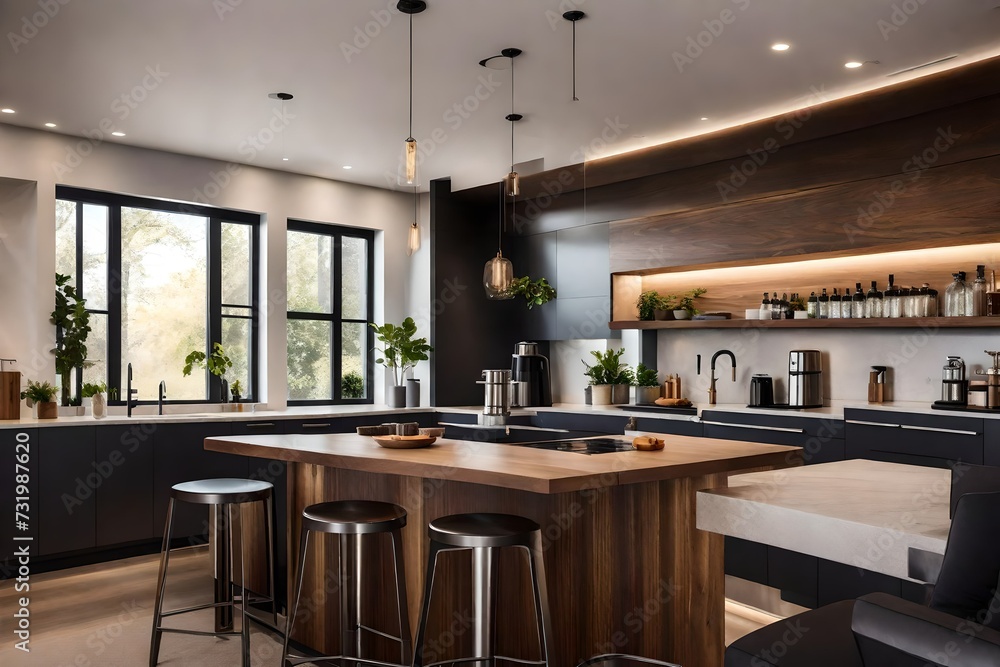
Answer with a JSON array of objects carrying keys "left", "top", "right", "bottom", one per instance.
[
  {"left": 572, "top": 20, "right": 578, "bottom": 101},
  {"left": 498, "top": 181, "right": 503, "bottom": 252},
  {"left": 509, "top": 56, "right": 515, "bottom": 174},
  {"left": 408, "top": 14, "right": 414, "bottom": 139}
]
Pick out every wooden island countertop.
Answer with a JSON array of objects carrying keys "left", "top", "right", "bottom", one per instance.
[{"left": 207, "top": 431, "right": 802, "bottom": 667}]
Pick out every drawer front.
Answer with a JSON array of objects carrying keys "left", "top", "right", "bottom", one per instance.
[
  {"left": 845, "top": 408, "right": 983, "bottom": 434},
  {"left": 845, "top": 421, "right": 983, "bottom": 466},
  {"left": 230, "top": 420, "right": 287, "bottom": 435},
  {"left": 635, "top": 417, "right": 702, "bottom": 438},
  {"left": 701, "top": 411, "right": 845, "bottom": 438}
]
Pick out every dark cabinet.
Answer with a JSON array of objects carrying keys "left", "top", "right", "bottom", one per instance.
[
  {"left": 94, "top": 424, "right": 155, "bottom": 546},
  {"left": 844, "top": 408, "right": 983, "bottom": 468},
  {"left": 38, "top": 427, "right": 96, "bottom": 556},
  {"left": 702, "top": 411, "right": 845, "bottom": 464},
  {"left": 1, "top": 428, "right": 38, "bottom": 568},
  {"left": 984, "top": 420, "right": 1000, "bottom": 467}
]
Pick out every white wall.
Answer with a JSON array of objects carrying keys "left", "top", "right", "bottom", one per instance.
[{"left": 0, "top": 123, "right": 430, "bottom": 412}]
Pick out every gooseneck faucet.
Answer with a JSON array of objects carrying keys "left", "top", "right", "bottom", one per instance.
[
  {"left": 158, "top": 381, "right": 167, "bottom": 416},
  {"left": 127, "top": 363, "right": 138, "bottom": 417},
  {"left": 708, "top": 349, "right": 737, "bottom": 405}
]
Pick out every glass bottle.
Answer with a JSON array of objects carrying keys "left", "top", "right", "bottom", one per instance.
[
  {"left": 829, "top": 288, "right": 841, "bottom": 319},
  {"left": 865, "top": 280, "right": 883, "bottom": 318},
  {"left": 944, "top": 273, "right": 967, "bottom": 317},
  {"left": 807, "top": 291, "right": 818, "bottom": 318},
  {"left": 771, "top": 292, "right": 781, "bottom": 320},
  {"left": 885, "top": 274, "right": 900, "bottom": 318},
  {"left": 973, "top": 265, "right": 987, "bottom": 317},
  {"left": 852, "top": 283, "right": 866, "bottom": 319},
  {"left": 900, "top": 286, "right": 913, "bottom": 318},
  {"left": 841, "top": 287, "right": 853, "bottom": 319},
  {"left": 917, "top": 284, "right": 930, "bottom": 318},
  {"left": 759, "top": 292, "right": 771, "bottom": 320},
  {"left": 781, "top": 293, "right": 791, "bottom": 319},
  {"left": 818, "top": 288, "right": 829, "bottom": 319},
  {"left": 926, "top": 284, "right": 938, "bottom": 317},
  {"left": 958, "top": 272, "right": 970, "bottom": 316}
]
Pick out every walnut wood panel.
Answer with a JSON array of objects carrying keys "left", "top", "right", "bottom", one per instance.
[
  {"left": 516, "top": 94, "right": 1000, "bottom": 236},
  {"left": 0, "top": 372, "right": 19, "bottom": 420},
  {"left": 513, "top": 55, "right": 1000, "bottom": 200},
  {"left": 609, "top": 155, "right": 1000, "bottom": 273},
  {"left": 611, "top": 317, "right": 1000, "bottom": 331}
]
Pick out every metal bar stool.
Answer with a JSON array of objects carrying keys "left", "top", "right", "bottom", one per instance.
[
  {"left": 282, "top": 500, "right": 412, "bottom": 667},
  {"left": 576, "top": 655, "right": 680, "bottom": 667},
  {"left": 149, "top": 478, "right": 277, "bottom": 667},
  {"left": 412, "top": 513, "right": 553, "bottom": 667}
]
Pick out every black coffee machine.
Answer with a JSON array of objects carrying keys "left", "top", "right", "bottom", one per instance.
[{"left": 511, "top": 341, "right": 552, "bottom": 407}]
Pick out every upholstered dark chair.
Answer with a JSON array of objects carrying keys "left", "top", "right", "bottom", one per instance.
[{"left": 725, "top": 491, "right": 1000, "bottom": 667}]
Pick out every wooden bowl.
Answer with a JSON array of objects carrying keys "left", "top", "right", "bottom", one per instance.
[{"left": 372, "top": 435, "right": 437, "bottom": 449}]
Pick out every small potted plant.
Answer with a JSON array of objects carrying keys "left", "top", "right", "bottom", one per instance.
[
  {"left": 230, "top": 380, "right": 243, "bottom": 402},
  {"left": 509, "top": 276, "right": 557, "bottom": 309},
  {"left": 21, "top": 379, "right": 58, "bottom": 419},
  {"left": 341, "top": 371, "right": 365, "bottom": 399},
  {"left": 371, "top": 317, "right": 433, "bottom": 408},
  {"left": 672, "top": 288, "right": 707, "bottom": 320},
  {"left": 81, "top": 381, "right": 108, "bottom": 419},
  {"left": 582, "top": 348, "right": 630, "bottom": 405},
  {"left": 633, "top": 364, "right": 661, "bottom": 405},
  {"left": 183, "top": 342, "right": 233, "bottom": 403},
  {"left": 51, "top": 273, "right": 92, "bottom": 407},
  {"left": 636, "top": 291, "right": 670, "bottom": 321}
]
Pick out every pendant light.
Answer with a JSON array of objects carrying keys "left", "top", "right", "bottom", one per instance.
[
  {"left": 483, "top": 182, "right": 514, "bottom": 299},
  {"left": 504, "top": 48, "right": 522, "bottom": 197},
  {"left": 397, "top": 1, "right": 426, "bottom": 187},
  {"left": 563, "top": 11, "right": 586, "bottom": 101},
  {"left": 406, "top": 188, "right": 420, "bottom": 256}
]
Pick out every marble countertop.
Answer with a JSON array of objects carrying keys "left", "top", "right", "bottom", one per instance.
[{"left": 696, "top": 459, "right": 952, "bottom": 581}]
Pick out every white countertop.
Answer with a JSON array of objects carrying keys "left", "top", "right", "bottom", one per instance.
[{"left": 696, "top": 459, "right": 951, "bottom": 581}]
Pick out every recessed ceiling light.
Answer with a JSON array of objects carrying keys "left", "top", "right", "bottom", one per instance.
[
  {"left": 282, "top": 157, "right": 289, "bottom": 161},
  {"left": 44, "top": 122, "right": 57, "bottom": 128},
  {"left": 700, "top": 117, "right": 709, "bottom": 121},
  {"left": 342, "top": 165, "right": 353, "bottom": 170},
  {"left": 111, "top": 131, "right": 126, "bottom": 137},
  {"left": 771, "top": 43, "right": 790, "bottom": 51},
  {"left": 1, "top": 108, "right": 14, "bottom": 114},
  {"left": 845, "top": 61, "right": 864, "bottom": 69}
]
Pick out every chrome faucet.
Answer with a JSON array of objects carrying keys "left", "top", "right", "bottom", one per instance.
[
  {"left": 707, "top": 349, "right": 737, "bottom": 405},
  {"left": 158, "top": 381, "right": 167, "bottom": 415},
  {"left": 126, "top": 363, "right": 139, "bottom": 417}
]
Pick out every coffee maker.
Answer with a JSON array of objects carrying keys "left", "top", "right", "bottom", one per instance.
[
  {"left": 788, "top": 350, "right": 824, "bottom": 408},
  {"left": 510, "top": 342, "right": 552, "bottom": 407}
]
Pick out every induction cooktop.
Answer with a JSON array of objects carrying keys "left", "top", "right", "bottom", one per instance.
[{"left": 514, "top": 436, "right": 635, "bottom": 455}]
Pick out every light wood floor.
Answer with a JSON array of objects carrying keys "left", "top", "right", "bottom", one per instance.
[{"left": 0, "top": 549, "right": 773, "bottom": 665}]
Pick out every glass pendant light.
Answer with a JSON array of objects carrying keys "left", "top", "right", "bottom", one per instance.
[
  {"left": 406, "top": 187, "right": 420, "bottom": 256},
  {"left": 397, "top": 1, "right": 426, "bottom": 187},
  {"left": 505, "top": 48, "right": 522, "bottom": 197},
  {"left": 484, "top": 183, "right": 514, "bottom": 299}
]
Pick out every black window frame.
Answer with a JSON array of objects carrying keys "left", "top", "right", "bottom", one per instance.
[
  {"left": 55, "top": 185, "right": 261, "bottom": 405},
  {"left": 286, "top": 219, "right": 375, "bottom": 406}
]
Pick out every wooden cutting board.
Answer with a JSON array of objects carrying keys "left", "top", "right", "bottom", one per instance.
[{"left": 0, "top": 371, "right": 21, "bottom": 420}]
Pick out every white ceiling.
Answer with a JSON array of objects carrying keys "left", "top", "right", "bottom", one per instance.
[{"left": 2, "top": 0, "right": 999, "bottom": 194}]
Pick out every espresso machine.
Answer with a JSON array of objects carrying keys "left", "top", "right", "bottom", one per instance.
[
  {"left": 975, "top": 351, "right": 1000, "bottom": 409},
  {"left": 510, "top": 342, "right": 552, "bottom": 408},
  {"left": 941, "top": 356, "right": 968, "bottom": 405},
  {"left": 788, "top": 350, "right": 824, "bottom": 408}
]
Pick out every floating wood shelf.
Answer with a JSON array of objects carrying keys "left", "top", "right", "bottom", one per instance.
[{"left": 610, "top": 316, "right": 1000, "bottom": 331}]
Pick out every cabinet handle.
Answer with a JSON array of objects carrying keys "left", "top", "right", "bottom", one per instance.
[
  {"left": 701, "top": 420, "right": 804, "bottom": 434},
  {"left": 900, "top": 424, "right": 979, "bottom": 436},
  {"left": 247, "top": 422, "right": 276, "bottom": 428},
  {"left": 845, "top": 420, "right": 900, "bottom": 428},
  {"left": 301, "top": 423, "right": 332, "bottom": 429}
]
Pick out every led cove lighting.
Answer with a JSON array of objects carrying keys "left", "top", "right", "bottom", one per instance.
[
  {"left": 771, "top": 43, "right": 790, "bottom": 51},
  {"left": 845, "top": 61, "right": 864, "bottom": 69},
  {"left": 111, "top": 131, "right": 125, "bottom": 137}
]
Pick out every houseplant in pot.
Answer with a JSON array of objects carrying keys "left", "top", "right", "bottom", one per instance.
[
  {"left": 81, "top": 381, "right": 107, "bottom": 418},
  {"left": 21, "top": 379, "right": 58, "bottom": 419},
  {"left": 182, "top": 342, "right": 233, "bottom": 403},
  {"left": 509, "top": 276, "right": 557, "bottom": 309},
  {"left": 371, "top": 317, "right": 432, "bottom": 408},
  {"left": 51, "top": 273, "right": 91, "bottom": 407},
  {"left": 636, "top": 291, "right": 667, "bottom": 321},
  {"left": 633, "top": 364, "right": 661, "bottom": 405},
  {"left": 583, "top": 348, "right": 630, "bottom": 406},
  {"left": 672, "top": 287, "right": 707, "bottom": 320}
]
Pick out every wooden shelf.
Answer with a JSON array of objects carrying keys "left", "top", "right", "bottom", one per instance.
[{"left": 610, "top": 316, "right": 1000, "bottom": 331}]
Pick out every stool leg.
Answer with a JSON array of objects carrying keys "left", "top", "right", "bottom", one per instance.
[
  {"left": 412, "top": 540, "right": 447, "bottom": 667},
  {"left": 282, "top": 528, "right": 311, "bottom": 667},
  {"left": 339, "top": 533, "right": 363, "bottom": 665},
  {"left": 472, "top": 546, "right": 499, "bottom": 666},
  {"left": 236, "top": 504, "right": 251, "bottom": 667},
  {"left": 526, "top": 535, "right": 553, "bottom": 666},
  {"left": 389, "top": 528, "right": 412, "bottom": 665},
  {"left": 215, "top": 502, "right": 234, "bottom": 632},
  {"left": 264, "top": 493, "right": 278, "bottom": 626},
  {"left": 149, "top": 498, "right": 176, "bottom": 667}
]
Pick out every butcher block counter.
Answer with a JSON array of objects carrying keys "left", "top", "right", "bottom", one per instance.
[{"left": 205, "top": 432, "right": 802, "bottom": 667}]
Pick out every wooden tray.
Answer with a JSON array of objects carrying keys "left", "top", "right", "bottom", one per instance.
[{"left": 372, "top": 435, "right": 437, "bottom": 449}]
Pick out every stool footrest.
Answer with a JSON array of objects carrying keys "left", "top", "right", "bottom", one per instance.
[
  {"left": 156, "top": 627, "right": 242, "bottom": 638},
  {"left": 358, "top": 623, "right": 407, "bottom": 644},
  {"left": 425, "top": 658, "right": 547, "bottom": 667},
  {"left": 285, "top": 654, "right": 410, "bottom": 667}
]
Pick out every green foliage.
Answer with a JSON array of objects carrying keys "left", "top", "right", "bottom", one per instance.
[
  {"left": 636, "top": 291, "right": 671, "bottom": 320},
  {"left": 509, "top": 276, "right": 556, "bottom": 309},
  {"left": 230, "top": 379, "right": 243, "bottom": 399},
  {"left": 582, "top": 347, "right": 630, "bottom": 385},
  {"left": 634, "top": 363, "right": 659, "bottom": 387},
  {"left": 671, "top": 287, "right": 707, "bottom": 316},
  {"left": 182, "top": 342, "right": 233, "bottom": 379},
  {"left": 370, "top": 317, "right": 433, "bottom": 387},
  {"left": 341, "top": 371, "right": 364, "bottom": 399},
  {"left": 21, "top": 379, "right": 57, "bottom": 404},
  {"left": 81, "top": 382, "right": 107, "bottom": 398},
  {"left": 51, "top": 273, "right": 92, "bottom": 406}
]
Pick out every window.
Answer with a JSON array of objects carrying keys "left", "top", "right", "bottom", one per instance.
[
  {"left": 55, "top": 186, "right": 259, "bottom": 403},
  {"left": 286, "top": 220, "right": 374, "bottom": 404}
]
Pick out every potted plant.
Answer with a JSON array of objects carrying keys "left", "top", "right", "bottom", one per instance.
[
  {"left": 633, "top": 364, "right": 661, "bottom": 405},
  {"left": 341, "top": 371, "right": 365, "bottom": 399},
  {"left": 21, "top": 379, "right": 58, "bottom": 419},
  {"left": 583, "top": 348, "right": 630, "bottom": 406},
  {"left": 183, "top": 342, "right": 233, "bottom": 403},
  {"left": 509, "top": 276, "right": 557, "bottom": 309},
  {"left": 81, "top": 381, "right": 107, "bottom": 419},
  {"left": 636, "top": 291, "right": 667, "bottom": 321},
  {"left": 371, "top": 317, "right": 433, "bottom": 408},
  {"left": 51, "top": 273, "right": 92, "bottom": 407},
  {"left": 230, "top": 379, "right": 243, "bottom": 402},
  {"left": 672, "top": 287, "right": 707, "bottom": 320}
]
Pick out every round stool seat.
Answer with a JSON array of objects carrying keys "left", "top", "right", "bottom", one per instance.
[
  {"left": 429, "top": 512, "right": 540, "bottom": 548},
  {"left": 302, "top": 500, "right": 407, "bottom": 534},
  {"left": 170, "top": 478, "right": 273, "bottom": 505}
]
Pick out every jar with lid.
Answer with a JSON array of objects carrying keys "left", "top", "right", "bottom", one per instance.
[
  {"left": 865, "top": 281, "right": 883, "bottom": 318},
  {"left": 972, "top": 265, "right": 987, "bottom": 316},
  {"left": 818, "top": 288, "right": 830, "bottom": 319},
  {"left": 830, "top": 288, "right": 841, "bottom": 319},
  {"left": 807, "top": 292, "right": 818, "bottom": 318},
  {"left": 851, "top": 283, "right": 866, "bottom": 319},
  {"left": 884, "top": 274, "right": 900, "bottom": 318},
  {"left": 926, "top": 284, "right": 938, "bottom": 317},
  {"left": 759, "top": 292, "right": 771, "bottom": 320},
  {"left": 841, "top": 287, "right": 853, "bottom": 318},
  {"left": 944, "top": 272, "right": 968, "bottom": 317},
  {"left": 901, "top": 286, "right": 915, "bottom": 318}
]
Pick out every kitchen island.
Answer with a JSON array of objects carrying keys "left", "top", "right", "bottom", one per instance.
[{"left": 205, "top": 432, "right": 802, "bottom": 667}]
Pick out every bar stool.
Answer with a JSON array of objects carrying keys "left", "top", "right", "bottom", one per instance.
[
  {"left": 149, "top": 478, "right": 277, "bottom": 667},
  {"left": 576, "top": 655, "right": 680, "bottom": 667},
  {"left": 412, "top": 513, "right": 553, "bottom": 667},
  {"left": 282, "top": 500, "right": 412, "bottom": 667}
]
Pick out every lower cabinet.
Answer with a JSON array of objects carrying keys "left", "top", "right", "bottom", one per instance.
[
  {"left": 844, "top": 408, "right": 983, "bottom": 468},
  {"left": 38, "top": 427, "right": 97, "bottom": 556},
  {"left": 1, "top": 428, "right": 38, "bottom": 569},
  {"left": 95, "top": 424, "right": 156, "bottom": 546},
  {"left": 702, "top": 411, "right": 845, "bottom": 464}
]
